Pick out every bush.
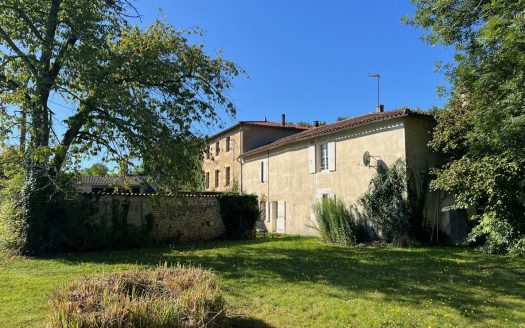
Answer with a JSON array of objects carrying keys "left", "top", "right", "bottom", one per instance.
[
  {"left": 45, "top": 195, "right": 152, "bottom": 252},
  {"left": 359, "top": 159, "right": 412, "bottom": 244},
  {"left": 48, "top": 266, "right": 227, "bottom": 328},
  {"left": 313, "top": 198, "right": 357, "bottom": 246},
  {"left": 0, "top": 197, "right": 26, "bottom": 255},
  {"left": 218, "top": 194, "right": 260, "bottom": 240},
  {"left": 0, "top": 169, "right": 26, "bottom": 255}
]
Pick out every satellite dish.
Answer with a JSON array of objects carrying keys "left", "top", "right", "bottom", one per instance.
[{"left": 363, "top": 151, "right": 371, "bottom": 167}]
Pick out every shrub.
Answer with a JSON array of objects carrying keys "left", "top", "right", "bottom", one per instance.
[
  {"left": 0, "top": 197, "right": 26, "bottom": 255},
  {"left": 45, "top": 195, "right": 152, "bottom": 252},
  {"left": 218, "top": 194, "right": 260, "bottom": 240},
  {"left": 48, "top": 266, "right": 227, "bottom": 328},
  {"left": 313, "top": 198, "right": 357, "bottom": 246},
  {"left": 359, "top": 159, "right": 412, "bottom": 244},
  {"left": 0, "top": 169, "right": 26, "bottom": 255}
]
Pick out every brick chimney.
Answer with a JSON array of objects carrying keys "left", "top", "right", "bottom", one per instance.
[
  {"left": 281, "top": 114, "right": 286, "bottom": 126},
  {"left": 376, "top": 104, "right": 384, "bottom": 113}
]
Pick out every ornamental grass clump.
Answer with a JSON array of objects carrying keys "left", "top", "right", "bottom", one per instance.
[
  {"left": 313, "top": 197, "right": 357, "bottom": 246},
  {"left": 48, "top": 266, "right": 227, "bottom": 328}
]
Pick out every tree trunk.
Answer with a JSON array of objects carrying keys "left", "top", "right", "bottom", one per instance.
[
  {"left": 21, "top": 163, "right": 52, "bottom": 254},
  {"left": 20, "top": 93, "right": 53, "bottom": 254}
]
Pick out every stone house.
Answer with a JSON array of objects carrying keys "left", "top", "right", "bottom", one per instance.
[
  {"left": 204, "top": 108, "right": 466, "bottom": 240},
  {"left": 202, "top": 116, "right": 308, "bottom": 192}
]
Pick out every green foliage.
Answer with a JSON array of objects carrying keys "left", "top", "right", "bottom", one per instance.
[
  {"left": 359, "top": 159, "right": 412, "bottom": 244},
  {"left": 218, "top": 194, "right": 260, "bottom": 240},
  {"left": 312, "top": 197, "right": 357, "bottom": 246},
  {"left": 45, "top": 195, "right": 152, "bottom": 252},
  {"left": 80, "top": 163, "right": 111, "bottom": 176},
  {"left": 407, "top": 0, "right": 525, "bottom": 254},
  {"left": 0, "top": 1, "right": 241, "bottom": 254},
  {"left": 48, "top": 266, "right": 227, "bottom": 328},
  {"left": 228, "top": 178, "right": 240, "bottom": 193},
  {"left": 0, "top": 195, "right": 26, "bottom": 255},
  {"left": 0, "top": 150, "right": 26, "bottom": 255},
  {"left": 295, "top": 121, "right": 327, "bottom": 127}
]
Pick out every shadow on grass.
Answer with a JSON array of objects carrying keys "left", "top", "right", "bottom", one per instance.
[
  {"left": 228, "top": 316, "right": 273, "bottom": 328},
  {"left": 46, "top": 234, "right": 525, "bottom": 323}
]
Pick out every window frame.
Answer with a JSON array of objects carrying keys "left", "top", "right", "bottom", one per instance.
[
  {"left": 260, "top": 161, "right": 264, "bottom": 182},
  {"left": 205, "top": 172, "right": 210, "bottom": 189},
  {"left": 319, "top": 143, "right": 329, "bottom": 171},
  {"left": 214, "top": 169, "right": 220, "bottom": 188},
  {"left": 215, "top": 141, "right": 220, "bottom": 156},
  {"left": 225, "top": 136, "right": 231, "bottom": 152},
  {"left": 225, "top": 166, "right": 231, "bottom": 186}
]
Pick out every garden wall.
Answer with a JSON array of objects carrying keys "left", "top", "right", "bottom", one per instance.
[{"left": 85, "top": 192, "right": 225, "bottom": 242}]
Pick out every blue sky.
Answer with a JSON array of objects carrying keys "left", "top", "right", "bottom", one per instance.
[{"left": 133, "top": 0, "right": 453, "bottom": 132}]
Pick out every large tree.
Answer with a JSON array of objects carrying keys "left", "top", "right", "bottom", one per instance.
[
  {"left": 406, "top": 1, "right": 525, "bottom": 254},
  {"left": 0, "top": 0, "right": 240, "bottom": 253}
]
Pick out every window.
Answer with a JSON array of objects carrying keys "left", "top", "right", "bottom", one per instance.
[
  {"left": 215, "top": 141, "right": 220, "bottom": 156},
  {"left": 225, "top": 136, "right": 230, "bottom": 152},
  {"left": 205, "top": 172, "right": 210, "bottom": 189},
  {"left": 260, "top": 159, "right": 268, "bottom": 182},
  {"left": 319, "top": 143, "right": 329, "bottom": 171},
  {"left": 206, "top": 146, "right": 210, "bottom": 159},
  {"left": 215, "top": 169, "right": 220, "bottom": 188},
  {"left": 225, "top": 167, "right": 231, "bottom": 186}
]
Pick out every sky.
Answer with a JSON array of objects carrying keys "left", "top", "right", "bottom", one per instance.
[
  {"left": 4, "top": 1, "right": 454, "bottom": 168},
  {"left": 132, "top": 0, "right": 453, "bottom": 133}
]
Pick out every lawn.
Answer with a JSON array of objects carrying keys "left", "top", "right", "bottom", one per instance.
[{"left": 1, "top": 235, "right": 524, "bottom": 327}]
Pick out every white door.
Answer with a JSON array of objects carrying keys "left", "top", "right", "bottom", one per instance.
[{"left": 276, "top": 201, "right": 286, "bottom": 233}]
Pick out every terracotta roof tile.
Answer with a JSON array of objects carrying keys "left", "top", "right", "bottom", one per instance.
[
  {"left": 241, "top": 109, "right": 433, "bottom": 157},
  {"left": 79, "top": 176, "right": 145, "bottom": 186},
  {"left": 241, "top": 121, "right": 309, "bottom": 130},
  {"left": 207, "top": 120, "right": 308, "bottom": 140}
]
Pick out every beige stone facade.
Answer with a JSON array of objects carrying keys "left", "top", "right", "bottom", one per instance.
[
  {"left": 240, "top": 110, "right": 441, "bottom": 236},
  {"left": 202, "top": 121, "right": 307, "bottom": 192},
  {"left": 201, "top": 109, "right": 466, "bottom": 240}
]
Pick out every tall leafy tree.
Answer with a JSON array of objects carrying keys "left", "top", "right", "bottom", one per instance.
[
  {"left": 81, "top": 163, "right": 110, "bottom": 177},
  {"left": 0, "top": 0, "right": 240, "bottom": 253},
  {"left": 406, "top": 1, "right": 525, "bottom": 254}
]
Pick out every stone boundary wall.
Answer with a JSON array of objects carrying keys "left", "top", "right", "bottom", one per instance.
[{"left": 86, "top": 193, "right": 226, "bottom": 243}]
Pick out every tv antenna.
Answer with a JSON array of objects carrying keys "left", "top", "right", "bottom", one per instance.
[{"left": 368, "top": 73, "right": 381, "bottom": 106}]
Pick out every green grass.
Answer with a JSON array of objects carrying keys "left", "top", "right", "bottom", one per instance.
[{"left": 1, "top": 235, "right": 524, "bottom": 327}]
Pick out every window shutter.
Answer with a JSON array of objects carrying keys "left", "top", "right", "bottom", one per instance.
[
  {"left": 328, "top": 141, "right": 336, "bottom": 171},
  {"left": 308, "top": 145, "right": 316, "bottom": 174},
  {"left": 265, "top": 202, "right": 270, "bottom": 222}
]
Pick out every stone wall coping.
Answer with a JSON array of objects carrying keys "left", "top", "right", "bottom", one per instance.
[{"left": 80, "top": 191, "right": 225, "bottom": 198}]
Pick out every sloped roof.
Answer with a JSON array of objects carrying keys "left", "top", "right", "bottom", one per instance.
[
  {"left": 79, "top": 176, "right": 146, "bottom": 186},
  {"left": 241, "top": 109, "right": 433, "bottom": 157},
  {"left": 207, "top": 120, "right": 308, "bottom": 140}
]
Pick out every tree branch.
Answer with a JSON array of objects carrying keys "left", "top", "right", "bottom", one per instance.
[
  {"left": 9, "top": 3, "right": 45, "bottom": 42},
  {"left": 40, "top": 0, "right": 62, "bottom": 71},
  {"left": 0, "top": 25, "right": 38, "bottom": 76},
  {"left": 49, "top": 34, "right": 78, "bottom": 83}
]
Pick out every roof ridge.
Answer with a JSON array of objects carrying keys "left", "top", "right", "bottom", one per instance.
[{"left": 241, "top": 108, "right": 426, "bottom": 157}]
